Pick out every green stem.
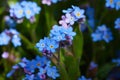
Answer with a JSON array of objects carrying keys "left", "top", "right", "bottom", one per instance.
[
  {"left": 19, "top": 34, "right": 40, "bottom": 54},
  {"left": 98, "top": 9, "right": 108, "bottom": 25}
]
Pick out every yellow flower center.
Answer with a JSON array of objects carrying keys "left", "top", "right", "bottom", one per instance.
[
  {"left": 27, "top": 10, "right": 31, "bottom": 14},
  {"left": 76, "top": 12, "right": 80, "bottom": 17},
  {"left": 110, "top": 0, "right": 113, "bottom": 4},
  {"left": 50, "top": 45, "right": 54, "bottom": 48},
  {"left": 18, "top": 10, "right": 23, "bottom": 14}
]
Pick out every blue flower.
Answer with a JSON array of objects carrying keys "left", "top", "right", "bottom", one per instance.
[
  {"left": 78, "top": 76, "right": 87, "bottom": 80},
  {"left": 9, "top": 1, "right": 41, "bottom": 21},
  {"left": 78, "top": 75, "right": 92, "bottom": 80},
  {"left": 103, "top": 31, "right": 113, "bottom": 43},
  {"left": 97, "top": 25, "right": 108, "bottom": 32},
  {"left": 62, "top": 8, "right": 73, "bottom": 13},
  {"left": 25, "top": 60, "right": 37, "bottom": 73},
  {"left": 22, "top": 1, "right": 41, "bottom": 19},
  {"left": 24, "top": 74, "right": 35, "bottom": 80},
  {"left": 0, "top": 29, "right": 21, "bottom": 47},
  {"left": 41, "top": 57, "right": 49, "bottom": 66},
  {"left": 38, "top": 68, "right": 46, "bottom": 75},
  {"left": 52, "top": 0, "right": 58, "bottom": 3},
  {"left": 9, "top": 29, "right": 19, "bottom": 35},
  {"left": 36, "top": 37, "right": 59, "bottom": 55},
  {"left": 114, "top": 18, "right": 120, "bottom": 29},
  {"left": 10, "top": 3, "right": 24, "bottom": 18},
  {"left": 115, "top": 0, "right": 120, "bottom": 10},
  {"left": 50, "top": 25, "right": 66, "bottom": 42},
  {"left": 11, "top": 35, "right": 21, "bottom": 47},
  {"left": 18, "top": 62, "right": 26, "bottom": 68},
  {"left": 91, "top": 25, "right": 113, "bottom": 43},
  {"left": 20, "top": 1, "right": 28, "bottom": 6},
  {"left": 6, "top": 70, "right": 16, "bottom": 78},
  {"left": 60, "top": 5, "right": 86, "bottom": 27},
  {"left": 105, "top": 0, "right": 116, "bottom": 8},
  {"left": 35, "top": 56, "right": 49, "bottom": 68},
  {"left": 89, "top": 61, "right": 98, "bottom": 70},
  {"left": 65, "top": 13, "right": 76, "bottom": 25},
  {"left": 0, "top": 32, "right": 10, "bottom": 45},
  {"left": 14, "top": 7, "right": 24, "bottom": 18},
  {"left": 24, "top": 7, "right": 34, "bottom": 19},
  {"left": 63, "top": 26, "right": 76, "bottom": 40},
  {"left": 51, "top": 32, "right": 66, "bottom": 42},
  {"left": 46, "top": 38, "right": 59, "bottom": 53},
  {"left": 8, "top": 56, "right": 60, "bottom": 79},
  {"left": 72, "top": 6, "right": 85, "bottom": 20},
  {"left": 4, "top": 16, "right": 16, "bottom": 28},
  {"left": 9, "top": 29, "right": 21, "bottom": 47},
  {"left": 50, "top": 25, "right": 76, "bottom": 42},
  {"left": 91, "top": 32, "right": 102, "bottom": 42},
  {"left": 38, "top": 68, "right": 47, "bottom": 79},
  {"left": 30, "top": 2, "right": 41, "bottom": 14},
  {"left": 36, "top": 37, "right": 49, "bottom": 52},
  {"left": 46, "top": 66, "right": 60, "bottom": 79}
]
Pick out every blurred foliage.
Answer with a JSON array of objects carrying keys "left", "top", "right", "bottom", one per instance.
[{"left": 0, "top": 0, "right": 120, "bottom": 80}]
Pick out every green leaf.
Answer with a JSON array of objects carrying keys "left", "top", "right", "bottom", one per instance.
[
  {"left": 44, "top": 6, "right": 57, "bottom": 35},
  {"left": 97, "top": 63, "right": 116, "bottom": 79},
  {"left": 0, "top": 77, "right": 4, "bottom": 80},
  {"left": 64, "top": 56, "right": 80, "bottom": 80},
  {"left": 73, "top": 26, "right": 83, "bottom": 60},
  {"left": 58, "top": 63, "right": 69, "bottom": 80},
  {"left": 0, "top": 7, "right": 4, "bottom": 15},
  {"left": 7, "top": 0, "right": 17, "bottom": 6}
]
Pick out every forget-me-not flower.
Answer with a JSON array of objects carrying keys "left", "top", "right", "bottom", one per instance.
[
  {"left": 105, "top": 0, "right": 116, "bottom": 8},
  {"left": 91, "top": 25, "right": 113, "bottom": 43},
  {"left": 115, "top": 0, "right": 120, "bottom": 10},
  {"left": 7, "top": 56, "right": 60, "bottom": 80},
  {"left": 59, "top": 5, "right": 85, "bottom": 28},
  {"left": 114, "top": 18, "right": 120, "bottom": 29},
  {"left": 9, "top": 1, "right": 41, "bottom": 22}
]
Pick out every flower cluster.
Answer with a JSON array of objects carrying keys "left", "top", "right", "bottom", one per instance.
[
  {"left": 36, "top": 37, "right": 59, "bottom": 56},
  {"left": 105, "top": 0, "right": 120, "bottom": 10},
  {"left": 36, "top": 25, "right": 76, "bottom": 56},
  {"left": 59, "top": 5, "right": 85, "bottom": 28},
  {"left": 7, "top": 56, "right": 60, "bottom": 80},
  {"left": 114, "top": 18, "right": 120, "bottom": 29},
  {"left": 86, "top": 7, "right": 95, "bottom": 29},
  {"left": 91, "top": 25, "right": 113, "bottom": 43},
  {"left": 78, "top": 75, "right": 92, "bottom": 80},
  {"left": 9, "top": 1, "right": 41, "bottom": 22},
  {"left": 0, "top": 29, "right": 21, "bottom": 47},
  {"left": 42, "top": 0, "right": 61, "bottom": 6}
]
